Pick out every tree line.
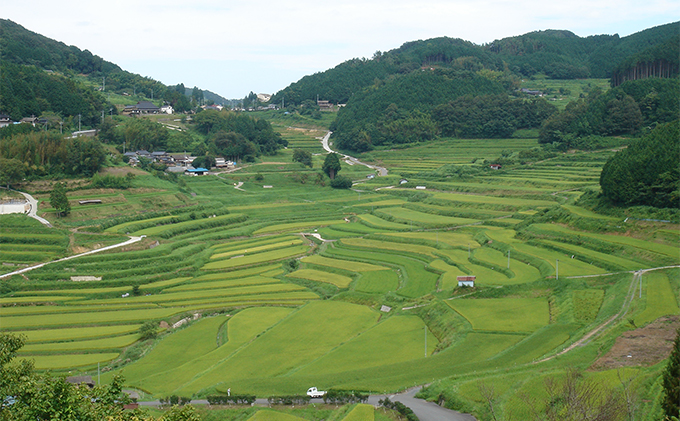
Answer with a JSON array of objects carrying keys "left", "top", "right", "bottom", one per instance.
[
  {"left": 329, "top": 69, "right": 555, "bottom": 152},
  {"left": 0, "top": 62, "right": 111, "bottom": 126},
  {"left": 600, "top": 120, "right": 679, "bottom": 209},
  {"left": 271, "top": 22, "right": 679, "bottom": 107},
  {"left": 538, "top": 78, "right": 679, "bottom": 148},
  {"left": 0, "top": 126, "right": 105, "bottom": 183}
]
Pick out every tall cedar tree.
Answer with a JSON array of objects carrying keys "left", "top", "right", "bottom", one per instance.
[
  {"left": 662, "top": 328, "right": 680, "bottom": 418},
  {"left": 322, "top": 153, "right": 341, "bottom": 179},
  {"left": 49, "top": 182, "right": 70, "bottom": 217}
]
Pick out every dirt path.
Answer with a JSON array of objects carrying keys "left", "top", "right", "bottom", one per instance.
[
  {"left": 535, "top": 265, "right": 680, "bottom": 363},
  {"left": 0, "top": 236, "right": 144, "bottom": 280}
]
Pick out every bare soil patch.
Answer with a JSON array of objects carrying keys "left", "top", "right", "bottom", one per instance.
[
  {"left": 100, "top": 167, "right": 146, "bottom": 176},
  {"left": 590, "top": 315, "right": 679, "bottom": 370}
]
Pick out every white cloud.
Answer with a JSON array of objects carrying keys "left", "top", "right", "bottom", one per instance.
[{"left": 2, "top": 0, "right": 677, "bottom": 97}]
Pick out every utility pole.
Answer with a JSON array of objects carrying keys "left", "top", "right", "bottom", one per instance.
[
  {"left": 424, "top": 326, "right": 427, "bottom": 358},
  {"left": 507, "top": 250, "right": 510, "bottom": 269},
  {"left": 102, "top": 76, "right": 105, "bottom": 92},
  {"left": 78, "top": 114, "right": 81, "bottom": 132},
  {"left": 556, "top": 259, "right": 559, "bottom": 281}
]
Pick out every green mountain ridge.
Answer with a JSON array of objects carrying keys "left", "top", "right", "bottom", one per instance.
[
  {"left": 0, "top": 19, "right": 231, "bottom": 107},
  {"left": 272, "top": 21, "right": 679, "bottom": 106}
]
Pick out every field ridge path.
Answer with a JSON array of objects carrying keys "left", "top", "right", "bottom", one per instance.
[
  {"left": 0, "top": 236, "right": 144, "bottom": 280},
  {"left": 535, "top": 265, "right": 680, "bottom": 363}
]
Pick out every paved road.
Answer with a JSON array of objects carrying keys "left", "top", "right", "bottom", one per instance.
[
  {"left": 0, "top": 188, "right": 52, "bottom": 226},
  {"left": 140, "top": 387, "right": 476, "bottom": 421},
  {"left": 321, "top": 131, "right": 388, "bottom": 176}
]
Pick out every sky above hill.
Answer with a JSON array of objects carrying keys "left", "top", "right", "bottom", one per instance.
[{"left": 4, "top": 1, "right": 678, "bottom": 99}]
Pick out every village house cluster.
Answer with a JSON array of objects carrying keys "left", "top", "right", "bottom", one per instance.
[{"left": 123, "top": 150, "right": 235, "bottom": 175}]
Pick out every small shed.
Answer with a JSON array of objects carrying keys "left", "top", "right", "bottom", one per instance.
[
  {"left": 66, "top": 376, "right": 95, "bottom": 389},
  {"left": 490, "top": 164, "right": 502, "bottom": 170},
  {"left": 457, "top": 276, "right": 476, "bottom": 287}
]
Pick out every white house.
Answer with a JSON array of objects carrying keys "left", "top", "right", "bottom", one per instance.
[{"left": 457, "top": 276, "right": 476, "bottom": 287}]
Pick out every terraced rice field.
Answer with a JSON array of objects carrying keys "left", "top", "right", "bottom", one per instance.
[{"left": 2, "top": 127, "right": 677, "bottom": 421}]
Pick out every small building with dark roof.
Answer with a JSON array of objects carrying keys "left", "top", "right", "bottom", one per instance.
[{"left": 66, "top": 375, "right": 95, "bottom": 389}]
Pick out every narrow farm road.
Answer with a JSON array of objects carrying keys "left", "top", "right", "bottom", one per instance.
[
  {"left": 368, "top": 387, "right": 476, "bottom": 421},
  {"left": 140, "top": 388, "right": 476, "bottom": 420},
  {"left": 321, "top": 131, "right": 388, "bottom": 176},
  {"left": 0, "top": 236, "right": 144, "bottom": 280}
]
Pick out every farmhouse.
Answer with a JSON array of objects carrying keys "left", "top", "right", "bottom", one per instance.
[
  {"left": 0, "top": 114, "right": 12, "bottom": 128},
  {"left": 186, "top": 167, "right": 209, "bottom": 176},
  {"left": 457, "top": 276, "right": 476, "bottom": 287},
  {"left": 317, "top": 100, "right": 333, "bottom": 110},
  {"left": 490, "top": 164, "right": 502, "bottom": 170},
  {"left": 122, "top": 101, "right": 161, "bottom": 116}
]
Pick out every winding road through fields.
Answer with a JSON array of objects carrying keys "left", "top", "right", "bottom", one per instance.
[{"left": 321, "top": 131, "right": 388, "bottom": 176}]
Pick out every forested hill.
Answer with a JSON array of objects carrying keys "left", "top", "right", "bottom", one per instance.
[
  {"left": 271, "top": 21, "right": 679, "bottom": 106},
  {"left": 0, "top": 19, "right": 229, "bottom": 106}
]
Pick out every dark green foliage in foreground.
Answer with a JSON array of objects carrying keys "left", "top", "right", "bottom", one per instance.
[
  {"left": 662, "top": 328, "right": 680, "bottom": 418},
  {"left": 0, "top": 333, "right": 142, "bottom": 421},
  {"left": 600, "top": 120, "right": 679, "bottom": 208}
]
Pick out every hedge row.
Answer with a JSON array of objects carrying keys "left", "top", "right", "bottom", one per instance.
[{"left": 206, "top": 394, "right": 256, "bottom": 405}]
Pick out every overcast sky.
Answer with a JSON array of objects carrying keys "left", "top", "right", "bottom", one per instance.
[{"left": 3, "top": 1, "right": 678, "bottom": 99}]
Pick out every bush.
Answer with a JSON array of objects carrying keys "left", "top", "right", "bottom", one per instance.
[
  {"left": 379, "top": 397, "right": 418, "bottom": 421},
  {"left": 159, "top": 395, "right": 192, "bottom": 407},
  {"left": 330, "top": 175, "right": 353, "bottom": 189},
  {"left": 206, "top": 394, "right": 256, "bottom": 405},
  {"left": 266, "top": 395, "right": 311, "bottom": 405},
  {"left": 323, "top": 389, "right": 369, "bottom": 404}
]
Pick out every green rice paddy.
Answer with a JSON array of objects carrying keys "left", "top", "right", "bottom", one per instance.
[{"left": 2, "top": 124, "right": 677, "bottom": 421}]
